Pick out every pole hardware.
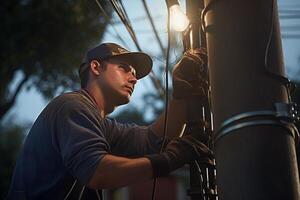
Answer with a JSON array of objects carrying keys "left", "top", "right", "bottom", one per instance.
[
  {"left": 215, "top": 102, "right": 300, "bottom": 144},
  {"left": 200, "top": 0, "right": 300, "bottom": 198},
  {"left": 183, "top": 1, "right": 218, "bottom": 199}
]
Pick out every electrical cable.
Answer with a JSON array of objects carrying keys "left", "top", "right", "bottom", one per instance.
[
  {"left": 108, "top": 0, "right": 166, "bottom": 98},
  {"left": 110, "top": 15, "right": 164, "bottom": 25},
  {"left": 94, "top": 1, "right": 183, "bottom": 198},
  {"left": 193, "top": 161, "right": 206, "bottom": 199},
  {"left": 109, "top": 0, "right": 141, "bottom": 50},
  {"left": 119, "top": 0, "right": 132, "bottom": 28},
  {"left": 63, "top": 180, "right": 77, "bottom": 200},
  {"left": 94, "top": 0, "right": 130, "bottom": 49},
  {"left": 95, "top": 0, "right": 161, "bottom": 98},
  {"left": 78, "top": 186, "right": 85, "bottom": 200},
  {"left": 264, "top": 0, "right": 295, "bottom": 102},
  {"left": 151, "top": 6, "right": 172, "bottom": 200},
  {"left": 141, "top": 0, "right": 167, "bottom": 59},
  {"left": 161, "top": 4, "right": 171, "bottom": 156}
]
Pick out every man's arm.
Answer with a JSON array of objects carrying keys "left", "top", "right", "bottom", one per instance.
[
  {"left": 149, "top": 98, "right": 187, "bottom": 139},
  {"left": 88, "top": 132, "right": 213, "bottom": 190},
  {"left": 88, "top": 155, "right": 153, "bottom": 189},
  {"left": 88, "top": 100, "right": 186, "bottom": 189},
  {"left": 88, "top": 49, "right": 210, "bottom": 189},
  {"left": 150, "top": 49, "right": 207, "bottom": 140}
]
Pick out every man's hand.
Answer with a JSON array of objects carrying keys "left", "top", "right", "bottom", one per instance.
[
  {"left": 146, "top": 133, "right": 213, "bottom": 177},
  {"left": 163, "top": 133, "right": 213, "bottom": 171},
  {"left": 172, "top": 48, "right": 208, "bottom": 99}
]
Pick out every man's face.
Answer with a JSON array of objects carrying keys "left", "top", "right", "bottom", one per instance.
[{"left": 98, "top": 57, "right": 137, "bottom": 105}]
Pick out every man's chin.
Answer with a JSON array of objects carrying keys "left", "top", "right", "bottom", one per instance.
[{"left": 117, "top": 94, "right": 131, "bottom": 105}]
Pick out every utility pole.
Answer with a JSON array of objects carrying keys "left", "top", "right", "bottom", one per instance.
[
  {"left": 184, "top": 0, "right": 217, "bottom": 199},
  {"left": 201, "top": 0, "right": 300, "bottom": 199}
]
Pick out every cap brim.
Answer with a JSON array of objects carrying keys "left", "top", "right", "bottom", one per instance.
[{"left": 112, "top": 52, "right": 152, "bottom": 79}]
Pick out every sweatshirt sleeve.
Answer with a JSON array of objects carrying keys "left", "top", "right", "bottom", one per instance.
[
  {"left": 52, "top": 99, "right": 109, "bottom": 185},
  {"left": 103, "top": 118, "right": 164, "bottom": 157}
]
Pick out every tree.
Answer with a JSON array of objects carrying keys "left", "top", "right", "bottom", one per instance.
[
  {"left": 114, "top": 106, "right": 149, "bottom": 126},
  {"left": 0, "top": 0, "right": 111, "bottom": 121},
  {"left": 0, "top": 125, "right": 25, "bottom": 199}
]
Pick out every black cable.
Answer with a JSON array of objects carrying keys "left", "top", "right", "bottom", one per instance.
[
  {"left": 111, "top": 0, "right": 167, "bottom": 95},
  {"left": 119, "top": 0, "right": 132, "bottom": 28},
  {"left": 117, "top": 0, "right": 135, "bottom": 36},
  {"left": 141, "top": 0, "right": 167, "bottom": 59},
  {"left": 151, "top": 6, "right": 172, "bottom": 200},
  {"left": 108, "top": 0, "right": 166, "bottom": 98},
  {"left": 141, "top": 0, "right": 174, "bottom": 78},
  {"left": 161, "top": 4, "right": 171, "bottom": 156},
  {"left": 109, "top": 0, "right": 141, "bottom": 50},
  {"left": 94, "top": 0, "right": 129, "bottom": 49},
  {"left": 193, "top": 161, "right": 206, "bottom": 199},
  {"left": 264, "top": 0, "right": 295, "bottom": 102}
]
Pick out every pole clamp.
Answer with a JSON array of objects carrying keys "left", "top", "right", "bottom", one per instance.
[{"left": 214, "top": 102, "right": 300, "bottom": 144}]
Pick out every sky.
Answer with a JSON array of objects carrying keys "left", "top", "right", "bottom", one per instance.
[{"left": 4, "top": 0, "right": 300, "bottom": 127}]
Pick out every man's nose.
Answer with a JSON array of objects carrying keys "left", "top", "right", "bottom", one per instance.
[{"left": 128, "top": 74, "right": 137, "bottom": 85}]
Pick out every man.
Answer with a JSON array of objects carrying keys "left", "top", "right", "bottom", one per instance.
[{"left": 7, "top": 43, "right": 212, "bottom": 199}]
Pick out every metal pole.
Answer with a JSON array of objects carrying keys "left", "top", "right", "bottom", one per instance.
[
  {"left": 202, "top": 0, "right": 300, "bottom": 199},
  {"left": 185, "top": 0, "right": 217, "bottom": 199}
]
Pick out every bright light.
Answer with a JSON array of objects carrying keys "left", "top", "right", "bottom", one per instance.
[{"left": 169, "top": 4, "right": 190, "bottom": 32}]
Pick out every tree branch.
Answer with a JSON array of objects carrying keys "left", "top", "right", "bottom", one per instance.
[{"left": 0, "top": 75, "right": 29, "bottom": 121}]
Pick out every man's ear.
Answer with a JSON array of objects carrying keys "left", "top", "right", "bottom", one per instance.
[{"left": 90, "top": 60, "right": 101, "bottom": 76}]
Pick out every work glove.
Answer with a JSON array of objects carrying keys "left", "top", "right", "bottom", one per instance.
[
  {"left": 145, "top": 133, "right": 213, "bottom": 177},
  {"left": 172, "top": 48, "right": 208, "bottom": 99}
]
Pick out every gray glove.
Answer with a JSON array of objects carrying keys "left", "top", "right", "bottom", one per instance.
[
  {"left": 146, "top": 133, "right": 213, "bottom": 177},
  {"left": 172, "top": 48, "right": 207, "bottom": 99}
]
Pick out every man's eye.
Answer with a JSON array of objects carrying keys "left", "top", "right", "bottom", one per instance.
[{"left": 119, "top": 65, "right": 130, "bottom": 72}]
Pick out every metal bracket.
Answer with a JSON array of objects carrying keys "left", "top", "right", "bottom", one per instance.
[{"left": 214, "top": 102, "right": 300, "bottom": 144}]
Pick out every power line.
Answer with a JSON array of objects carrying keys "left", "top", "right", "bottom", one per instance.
[
  {"left": 141, "top": 0, "right": 175, "bottom": 77},
  {"left": 109, "top": 0, "right": 141, "bottom": 50},
  {"left": 142, "top": 0, "right": 167, "bottom": 59},
  {"left": 151, "top": 4, "right": 172, "bottom": 200},
  {"left": 95, "top": 0, "right": 165, "bottom": 97},
  {"left": 108, "top": 0, "right": 166, "bottom": 98},
  {"left": 94, "top": 0, "right": 129, "bottom": 48},
  {"left": 110, "top": 15, "right": 163, "bottom": 25},
  {"left": 119, "top": 0, "right": 132, "bottom": 27}
]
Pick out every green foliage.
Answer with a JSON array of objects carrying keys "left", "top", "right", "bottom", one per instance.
[
  {"left": 0, "top": 0, "right": 110, "bottom": 119},
  {"left": 0, "top": 0, "right": 112, "bottom": 194},
  {"left": 143, "top": 92, "right": 164, "bottom": 121},
  {"left": 114, "top": 106, "right": 149, "bottom": 126},
  {"left": 0, "top": 125, "right": 25, "bottom": 199}
]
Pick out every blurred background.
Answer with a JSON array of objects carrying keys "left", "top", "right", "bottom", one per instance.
[{"left": 0, "top": 0, "right": 299, "bottom": 199}]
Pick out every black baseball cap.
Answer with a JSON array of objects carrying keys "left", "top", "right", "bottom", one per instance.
[{"left": 79, "top": 43, "right": 153, "bottom": 79}]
